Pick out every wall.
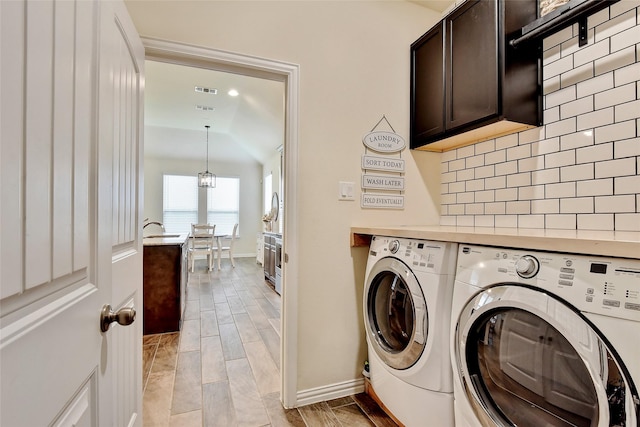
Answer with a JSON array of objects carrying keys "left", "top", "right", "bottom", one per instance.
[
  {"left": 263, "top": 150, "right": 283, "bottom": 234},
  {"left": 441, "top": 2, "right": 640, "bottom": 231},
  {"left": 144, "top": 139, "right": 263, "bottom": 257},
  {"left": 126, "top": 0, "right": 442, "bottom": 399}
]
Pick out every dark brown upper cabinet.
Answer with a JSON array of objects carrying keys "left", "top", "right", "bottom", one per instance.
[{"left": 411, "top": 0, "right": 542, "bottom": 152}]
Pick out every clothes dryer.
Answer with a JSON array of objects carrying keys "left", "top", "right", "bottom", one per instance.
[
  {"left": 450, "top": 244, "right": 640, "bottom": 427},
  {"left": 364, "top": 236, "right": 458, "bottom": 426}
]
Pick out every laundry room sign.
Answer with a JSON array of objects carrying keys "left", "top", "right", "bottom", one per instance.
[{"left": 360, "top": 116, "right": 405, "bottom": 210}]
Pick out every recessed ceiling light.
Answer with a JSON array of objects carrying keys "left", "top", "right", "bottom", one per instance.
[
  {"left": 195, "top": 86, "right": 218, "bottom": 95},
  {"left": 196, "top": 105, "right": 215, "bottom": 111},
  {"left": 228, "top": 89, "right": 239, "bottom": 97}
]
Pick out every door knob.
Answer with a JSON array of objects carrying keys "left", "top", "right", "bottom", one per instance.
[{"left": 100, "top": 304, "right": 136, "bottom": 332}]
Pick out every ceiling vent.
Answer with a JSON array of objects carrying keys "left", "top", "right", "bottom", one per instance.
[
  {"left": 195, "top": 86, "right": 218, "bottom": 95},
  {"left": 196, "top": 105, "right": 215, "bottom": 112}
]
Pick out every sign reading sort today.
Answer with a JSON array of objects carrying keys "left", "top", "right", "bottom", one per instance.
[{"left": 361, "top": 130, "right": 405, "bottom": 209}]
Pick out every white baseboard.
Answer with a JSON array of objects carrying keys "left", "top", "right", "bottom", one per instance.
[{"left": 295, "top": 378, "right": 365, "bottom": 407}]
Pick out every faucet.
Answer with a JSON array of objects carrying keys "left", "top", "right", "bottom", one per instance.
[{"left": 143, "top": 221, "right": 165, "bottom": 231}]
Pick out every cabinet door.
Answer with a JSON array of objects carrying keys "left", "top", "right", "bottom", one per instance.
[
  {"left": 446, "top": 0, "right": 499, "bottom": 131},
  {"left": 410, "top": 22, "right": 444, "bottom": 148}
]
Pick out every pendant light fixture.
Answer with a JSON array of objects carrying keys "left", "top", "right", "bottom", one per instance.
[{"left": 198, "top": 125, "right": 216, "bottom": 188}]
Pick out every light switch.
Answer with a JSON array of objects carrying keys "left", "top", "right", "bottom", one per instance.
[{"left": 338, "top": 181, "right": 355, "bottom": 201}]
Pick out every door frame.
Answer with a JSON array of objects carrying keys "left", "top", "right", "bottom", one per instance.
[{"left": 142, "top": 37, "right": 300, "bottom": 408}]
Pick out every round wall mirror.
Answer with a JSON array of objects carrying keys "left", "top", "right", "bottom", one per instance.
[{"left": 270, "top": 192, "right": 279, "bottom": 221}]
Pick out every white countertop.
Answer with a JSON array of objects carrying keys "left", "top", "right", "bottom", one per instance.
[
  {"left": 351, "top": 225, "right": 640, "bottom": 259},
  {"left": 143, "top": 233, "right": 189, "bottom": 246}
]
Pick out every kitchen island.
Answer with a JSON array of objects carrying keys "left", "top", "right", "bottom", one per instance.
[
  {"left": 143, "top": 233, "right": 189, "bottom": 334},
  {"left": 351, "top": 225, "right": 640, "bottom": 260}
]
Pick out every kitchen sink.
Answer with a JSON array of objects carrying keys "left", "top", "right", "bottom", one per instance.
[{"left": 145, "top": 234, "right": 181, "bottom": 238}]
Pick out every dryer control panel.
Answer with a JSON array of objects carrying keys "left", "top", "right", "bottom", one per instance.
[
  {"left": 369, "top": 236, "right": 457, "bottom": 275},
  {"left": 456, "top": 245, "right": 640, "bottom": 322}
]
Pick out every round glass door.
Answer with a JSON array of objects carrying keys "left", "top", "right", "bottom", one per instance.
[
  {"left": 455, "top": 285, "right": 637, "bottom": 427},
  {"left": 365, "top": 257, "right": 427, "bottom": 370}
]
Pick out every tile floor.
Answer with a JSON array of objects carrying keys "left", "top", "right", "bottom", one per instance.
[{"left": 142, "top": 257, "right": 396, "bottom": 426}]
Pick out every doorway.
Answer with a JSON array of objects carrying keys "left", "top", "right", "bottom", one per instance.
[{"left": 142, "top": 38, "right": 300, "bottom": 408}]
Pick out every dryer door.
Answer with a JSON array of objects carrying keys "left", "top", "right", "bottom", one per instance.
[
  {"left": 454, "top": 284, "right": 638, "bottom": 427},
  {"left": 365, "top": 257, "right": 427, "bottom": 370}
]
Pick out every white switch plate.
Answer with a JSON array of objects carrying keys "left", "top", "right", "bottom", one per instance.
[{"left": 338, "top": 181, "right": 355, "bottom": 200}]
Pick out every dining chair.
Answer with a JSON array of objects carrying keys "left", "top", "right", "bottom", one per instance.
[
  {"left": 189, "top": 224, "right": 216, "bottom": 272},
  {"left": 218, "top": 223, "right": 238, "bottom": 269}
]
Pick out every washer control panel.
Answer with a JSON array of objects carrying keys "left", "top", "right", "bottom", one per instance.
[
  {"left": 369, "top": 236, "right": 457, "bottom": 275},
  {"left": 456, "top": 245, "right": 640, "bottom": 322}
]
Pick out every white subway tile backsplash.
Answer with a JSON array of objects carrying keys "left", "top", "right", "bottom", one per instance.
[
  {"left": 532, "top": 168, "right": 560, "bottom": 185},
  {"left": 466, "top": 179, "right": 484, "bottom": 192},
  {"left": 577, "top": 107, "right": 614, "bottom": 131},
  {"left": 560, "top": 96, "right": 594, "bottom": 119},
  {"left": 531, "top": 138, "right": 560, "bottom": 155},
  {"left": 519, "top": 185, "right": 545, "bottom": 200},
  {"left": 495, "top": 134, "right": 519, "bottom": 150},
  {"left": 577, "top": 178, "right": 613, "bottom": 196},
  {"left": 595, "top": 157, "right": 637, "bottom": 178},
  {"left": 595, "top": 83, "right": 636, "bottom": 109},
  {"left": 577, "top": 72, "right": 614, "bottom": 98},
  {"left": 595, "top": 195, "right": 636, "bottom": 213},
  {"left": 614, "top": 138, "right": 640, "bottom": 158},
  {"left": 506, "top": 201, "right": 531, "bottom": 214},
  {"left": 576, "top": 142, "right": 613, "bottom": 164},
  {"left": 546, "top": 150, "right": 576, "bottom": 168},
  {"left": 518, "top": 156, "right": 545, "bottom": 173},
  {"left": 457, "top": 168, "right": 474, "bottom": 182},
  {"left": 544, "top": 55, "right": 574, "bottom": 79},
  {"left": 561, "top": 197, "right": 594, "bottom": 213},
  {"left": 485, "top": 176, "right": 506, "bottom": 189},
  {"left": 485, "top": 149, "right": 507, "bottom": 165},
  {"left": 611, "top": 25, "right": 640, "bottom": 52},
  {"left": 474, "top": 215, "right": 495, "bottom": 227},
  {"left": 544, "top": 26, "right": 574, "bottom": 50},
  {"left": 495, "top": 161, "right": 518, "bottom": 176},
  {"left": 561, "top": 163, "right": 595, "bottom": 181},
  {"left": 507, "top": 172, "right": 532, "bottom": 188},
  {"left": 614, "top": 62, "right": 640, "bottom": 86},
  {"left": 475, "top": 190, "right": 495, "bottom": 203},
  {"left": 495, "top": 188, "right": 518, "bottom": 201},
  {"left": 495, "top": 215, "right": 518, "bottom": 228},
  {"left": 574, "top": 39, "right": 610, "bottom": 68},
  {"left": 594, "top": 120, "right": 636, "bottom": 143},
  {"left": 546, "top": 86, "right": 577, "bottom": 109},
  {"left": 615, "top": 175, "right": 640, "bottom": 194},
  {"left": 578, "top": 214, "right": 614, "bottom": 230},
  {"left": 560, "top": 131, "right": 594, "bottom": 150},
  {"left": 532, "top": 199, "right": 560, "bottom": 214},
  {"left": 519, "top": 215, "right": 545, "bottom": 228},
  {"left": 615, "top": 99, "right": 640, "bottom": 122},
  {"left": 615, "top": 213, "right": 640, "bottom": 231},
  {"left": 440, "top": 8, "right": 638, "bottom": 232},
  {"left": 546, "top": 117, "right": 577, "bottom": 138},
  {"left": 546, "top": 214, "right": 577, "bottom": 229},
  {"left": 595, "top": 45, "right": 636, "bottom": 76},
  {"left": 546, "top": 182, "right": 577, "bottom": 198},
  {"left": 485, "top": 202, "right": 506, "bottom": 215}
]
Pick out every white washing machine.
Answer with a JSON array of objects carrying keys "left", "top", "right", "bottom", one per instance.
[
  {"left": 364, "top": 236, "right": 458, "bottom": 426},
  {"left": 450, "top": 244, "right": 640, "bottom": 427}
]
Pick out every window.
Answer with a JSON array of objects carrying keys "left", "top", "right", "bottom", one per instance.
[
  {"left": 207, "top": 177, "right": 240, "bottom": 236},
  {"left": 163, "top": 175, "right": 198, "bottom": 234}
]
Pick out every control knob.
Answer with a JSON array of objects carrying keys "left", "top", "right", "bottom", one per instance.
[
  {"left": 515, "top": 255, "right": 539, "bottom": 278},
  {"left": 389, "top": 240, "right": 400, "bottom": 254}
]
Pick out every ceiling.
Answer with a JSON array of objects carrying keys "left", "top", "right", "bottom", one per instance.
[
  {"left": 143, "top": 1, "right": 455, "bottom": 165},
  {"left": 144, "top": 60, "right": 285, "bottom": 165}
]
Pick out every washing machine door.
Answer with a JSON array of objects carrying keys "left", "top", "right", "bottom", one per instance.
[
  {"left": 454, "top": 284, "right": 639, "bottom": 427},
  {"left": 365, "top": 257, "right": 427, "bottom": 370}
]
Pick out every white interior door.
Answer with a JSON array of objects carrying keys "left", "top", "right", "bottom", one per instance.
[{"left": 0, "top": 0, "right": 144, "bottom": 425}]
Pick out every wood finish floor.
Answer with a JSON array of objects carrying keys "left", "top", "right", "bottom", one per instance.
[{"left": 142, "top": 257, "right": 397, "bottom": 427}]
